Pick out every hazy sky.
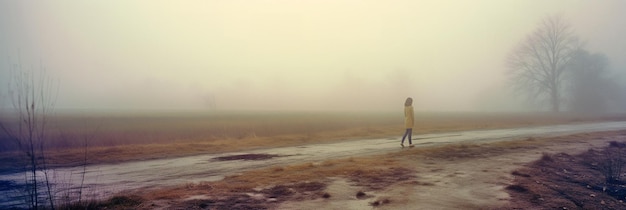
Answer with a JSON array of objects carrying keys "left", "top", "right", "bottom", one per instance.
[{"left": 1, "top": 0, "right": 625, "bottom": 112}]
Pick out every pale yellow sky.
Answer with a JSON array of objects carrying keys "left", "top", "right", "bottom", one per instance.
[{"left": 1, "top": 0, "right": 625, "bottom": 111}]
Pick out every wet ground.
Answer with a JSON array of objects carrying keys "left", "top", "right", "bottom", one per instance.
[{"left": 1, "top": 121, "right": 625, "bottom": 208}]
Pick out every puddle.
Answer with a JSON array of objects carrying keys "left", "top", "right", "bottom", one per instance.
[{"left": 213, "top": 153, "right": 282, "bottom": 161}]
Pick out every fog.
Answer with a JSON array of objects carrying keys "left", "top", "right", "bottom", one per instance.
[{"left": 1, "top": 1, "right": 625, "bottom": 112}]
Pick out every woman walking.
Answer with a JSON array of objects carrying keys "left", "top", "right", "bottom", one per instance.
[{"left": 401, "top": 97, "right": 414, "bottom": 147}]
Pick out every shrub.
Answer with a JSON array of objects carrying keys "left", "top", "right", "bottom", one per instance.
[{"left": 600, "top": 144, "right": 626, "bottom": 184}]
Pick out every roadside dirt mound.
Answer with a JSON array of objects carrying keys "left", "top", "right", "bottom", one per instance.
[{"left": 502, "top": 141, "right": 626, "bottom": 209}]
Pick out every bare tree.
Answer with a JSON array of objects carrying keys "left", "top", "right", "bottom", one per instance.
[
  {"left": 0, "top": 57, "right": 57, "bottom": 209},
  {"left": 507, "top": 15, "right": 581, "bottom": 112}
]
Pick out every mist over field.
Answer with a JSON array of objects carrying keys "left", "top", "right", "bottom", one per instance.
[
  {"left": 1, "top": 0, "right": 625, "bottom": 112},
  {"left": 3, "top": 3, "right": 626, "bottom": 208}
]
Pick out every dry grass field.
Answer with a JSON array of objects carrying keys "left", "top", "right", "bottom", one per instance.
[{"left": 1, "top": 111, "right": 625, "bottom": 172}]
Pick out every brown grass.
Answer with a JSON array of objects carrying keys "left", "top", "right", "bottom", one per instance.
[
  {"left": 122, "top": 154, "right": 411, "bottom": 208},
  {"left": 2, "top": 111, "right": 624, "bottom": 172},
  {"left": 135, "top": 152, "right": 407, "bottom": 203}
]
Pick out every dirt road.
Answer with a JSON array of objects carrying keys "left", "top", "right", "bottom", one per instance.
[{"left": 1, "top": 121, "right": 625, "bottom": 208}]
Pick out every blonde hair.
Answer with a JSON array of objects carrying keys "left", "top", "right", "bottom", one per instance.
[{"left": 404, "top": 97, "right": 413, "bottom": 107}]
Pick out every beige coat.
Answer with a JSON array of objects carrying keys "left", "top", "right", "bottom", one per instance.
[{"left": 404, "top": 105, "right": 414, "bottom": 129}]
